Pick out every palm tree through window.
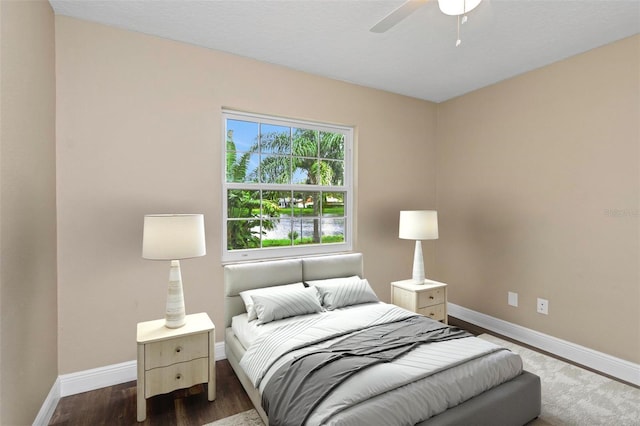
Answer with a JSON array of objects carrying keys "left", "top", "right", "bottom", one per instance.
[{"left": 222, "top": 110, "right": 353, "bottom": 262}]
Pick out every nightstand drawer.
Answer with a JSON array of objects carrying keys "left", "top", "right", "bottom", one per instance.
[
  {"left": 417, "top": 287, "right": 445, "bottom": 308},
  {"left": 145, "top": 333, "right": 208, "bottom": 369},
  {"left": 144, "top": 357, "right": 209, "bottom": 398},
  {"left": 417, "top": 304, "right": 445, "bottom": 321}
]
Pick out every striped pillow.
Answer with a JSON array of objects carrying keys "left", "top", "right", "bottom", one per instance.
[
  {"left": 240, "top": 282, "right": 305, "bottom": 321},
  {"left": 251, "top": 286, "right": 324, "bottom": 324},
  {"left": 308, "top": 276, "right": 379, "bottom": 310}
]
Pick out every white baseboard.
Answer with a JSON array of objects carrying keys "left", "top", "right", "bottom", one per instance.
[
  {"left": 60, "top": 359, "right": 138, "bottom": 397},
  {"left": 59, "top": 341, "right": 226, "bottom": 397},
  {"left": 33, "top": 377, "right": 60, "bottom": 426},
  {"left": 448, "top": 302, "right": 640, "bottom": 386}
]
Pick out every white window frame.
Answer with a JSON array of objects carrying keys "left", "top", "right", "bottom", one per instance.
[{"left": 222, "top": 110, "right": 353, "bottom": 263}]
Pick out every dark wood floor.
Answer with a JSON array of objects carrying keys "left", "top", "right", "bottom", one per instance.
[
  {"left": 49, "top": 360, "right": 253, "bottom": 426},
  {"left": 49, "top": 317, "right": 635, "bottom": 425}
]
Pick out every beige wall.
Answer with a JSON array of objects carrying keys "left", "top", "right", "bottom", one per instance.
[
  {"left": 0, "top": 0, "right": 58, "bottom": 424},
  {"left": 55, "top": 16, "right": 438, "bottom": 373},
  {"left": 436, "top": 35, "right": 640, "bottom": 363},
  {"left": 54, "top": 14, "right": 639, "bottom": 377}
]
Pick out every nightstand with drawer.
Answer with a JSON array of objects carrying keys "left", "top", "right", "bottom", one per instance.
[
  {"left": 136, "top": 312, "right": 215, "bottom": 422},
  {"left": 391, "top": 279, "right": 448, "bottom": 324}
]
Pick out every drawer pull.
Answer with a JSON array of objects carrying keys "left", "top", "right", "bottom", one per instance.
[
  {"left": 176, "top": 373, "right": 182, "bottom": 380},
  {"left": 429, "top": 296, "right": 434, "bottom": 299},
  {"left": 175, "top": 346, "right": 183, "bottom": 354}
]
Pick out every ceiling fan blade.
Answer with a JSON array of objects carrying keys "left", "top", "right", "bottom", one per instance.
[{"left": 370, "top": 0, "right": 431, "bottom": 33}]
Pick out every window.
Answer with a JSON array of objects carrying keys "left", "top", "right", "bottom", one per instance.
[{"left": 222, "top": 110, "right": 353, "bottom": 262}]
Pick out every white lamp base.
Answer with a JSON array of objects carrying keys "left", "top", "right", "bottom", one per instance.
[
  {"left": 412, "top": 240, "right": 426, "bottom": 284},
  {"left": 165, "top": 260, "right": 186, "bottom": 328}
]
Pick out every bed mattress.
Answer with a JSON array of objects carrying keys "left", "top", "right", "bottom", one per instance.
[{"left": 233, "top": 303, "right": 523, "bottom": 425}]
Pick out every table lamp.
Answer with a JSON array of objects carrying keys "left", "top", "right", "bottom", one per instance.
[
  {"left": 142, "top": 214, "right": 206, "bottom": 328},
  {"left": 399, "top": 210, "right": 438, "bottom": 284}
]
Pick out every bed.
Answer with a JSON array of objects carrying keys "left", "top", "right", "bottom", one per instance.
[{"left": 224, "top": 253, "right": 541, "bottom": 426}]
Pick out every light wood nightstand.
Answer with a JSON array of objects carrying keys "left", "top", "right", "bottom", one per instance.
[
  {"left": 136, "top": 312, "right": 215, "bottom": 422},
  {"left": 391, "top": 279, "right": 448, "bottom": 324}
]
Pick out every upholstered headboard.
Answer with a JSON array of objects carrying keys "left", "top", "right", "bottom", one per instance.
[{"left": 223, "top": 253, "right": 363, "bottom": 327}]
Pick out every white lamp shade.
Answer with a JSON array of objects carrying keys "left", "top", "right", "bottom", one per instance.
[
  {"left": 438, "top": 0, "right": 482, "bottom": 16},
  {"left": 399, "top": 210, "right": 439, "bottom": 241},
  {"left": 142, "top": 214, "right": 206, "bottom": 260}
]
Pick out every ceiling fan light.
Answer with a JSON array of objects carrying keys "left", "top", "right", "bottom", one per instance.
[{"left": 438, "top": 0, "right": 483, "bottom": 16}]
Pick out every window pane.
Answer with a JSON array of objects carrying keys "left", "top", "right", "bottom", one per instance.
[
  {"left": 227, "top": 189, "right": 260, "bottom": 217},
  {"left": 292, "top": 218, "right": 320, "bottom": 245},
  {"left": 322, "top": 192, "right": 345, "bottom": 217},
  {"left": 262, "top": 217, "right": 294, "bottom": 247},
  {"left": 321, "top": 218, "right": 345, "bottom": 243},
  {"left": 260, "top": 154, "right": 291, "bottom": 184},
  {"left": 320, "top": 132, "right": 344, "bottom": 160},
  {"left": 316, "top": 160, "right": 334, "bottom": 186},
  {"left": 292, "top": 161, "right": 309, "bottom": 184},
  {"left": 262, "top": 191, "right": 290, "bottom": 217},
  {"left": 261, "top": 124, "right": 290, "bottom": 155},
  {"left": 279, "top": 191, "right": 295, "bottom": 215},
  {"left": 227, "top": 119, "right": 258, "bottom": 152},
  {"left": 226, "top": 152, "right": 260, "bottom": 183},
  {"left": 227, "top": 219, "right": 261, "bottom": 250},
  {"left": 292, "top": 158, "right": 319, "bottom": 184},
  {"left": 292, "top": 128, "right": 318, "bottom": 157},
  {"left": 293, "top": 191, "right": 320, "bottom": 217},
  {"left": 324, "top": 160, "right": 344, "bottom": 186}
]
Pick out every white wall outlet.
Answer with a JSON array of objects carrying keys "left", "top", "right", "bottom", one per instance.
[
  {"left": 537, "top": 298, "right": 549, "bottom": 315},
  {"left": 508, "top": 292, "right": 518, "bottom": 307}
]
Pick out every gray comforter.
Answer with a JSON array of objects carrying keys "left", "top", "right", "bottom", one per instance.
[
  {"left": 239, "top": 303, "right": 521, "bottom": 425},
  {"left": 262, "top": 316, "right": 471, "bottom": 426}
]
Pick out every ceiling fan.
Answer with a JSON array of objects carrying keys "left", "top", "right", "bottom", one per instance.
[{"left": 370, "top": 0, "right": 483, "bottom": 46}]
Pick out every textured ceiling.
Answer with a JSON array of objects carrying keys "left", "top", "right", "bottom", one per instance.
[{"left": 49, "top": 0, "right": 640, "bottom": 102}]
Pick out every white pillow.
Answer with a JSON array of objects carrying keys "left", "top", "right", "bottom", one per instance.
[
  {"left": 307, "top": 276, "right": 379, "bottom": 310},
  {"left": 251, "top": 286, "right": 323, "bottom": 324},
  {"left": 239, "top": 282, "right": 305, "bottom": 321}
]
